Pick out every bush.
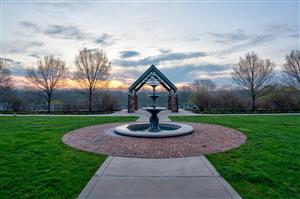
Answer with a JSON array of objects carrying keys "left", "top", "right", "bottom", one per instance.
[
  {"left": 214, "top": 89, "right": 247, "bottom": 112},
  {"left": 93, "top": 91, "right": 118, "bottom": 113},
  {"left": 263, "top": 86, "right": 300, "bottom": 111}
]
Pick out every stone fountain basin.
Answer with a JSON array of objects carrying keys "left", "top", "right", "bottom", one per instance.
[{"left": 114, "top": 122, "right": 193, "bottom": 138}]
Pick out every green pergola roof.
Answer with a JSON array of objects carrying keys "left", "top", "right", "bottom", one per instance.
[{"left": 128, "top": 65, "right": 177, "bottom": 92}]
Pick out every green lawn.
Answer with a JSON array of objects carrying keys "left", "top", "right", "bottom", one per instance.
[
  {"left": 1, "top": 115, "right": 299, "bottom": 199},
  {"left": 170, "top": 115, "right": 300, "bottom": 199},
  {"left": 0, "top": 116, "right": 137, "bottom": 199}
]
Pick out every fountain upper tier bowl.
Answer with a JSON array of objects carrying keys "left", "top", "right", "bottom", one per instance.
[
  {"left": 141, "top": 106, "right": 166, "bottom": 112},
  {"left": 114, "top": 122, "right": 193, "bottom": 138}
]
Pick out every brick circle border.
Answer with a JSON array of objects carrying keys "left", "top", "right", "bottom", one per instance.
[{"left": 62, "top": 122, "right": 247, "bottom": 158}]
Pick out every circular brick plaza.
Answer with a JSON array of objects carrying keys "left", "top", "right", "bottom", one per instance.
[{"left": 63, "top": 122, "right": 246, "bottom": 158}]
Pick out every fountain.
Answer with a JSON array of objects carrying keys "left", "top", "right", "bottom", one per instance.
[
  {"left": 114, "top": 76, "right": 193, "bottom": 138},
  {"left": 142, "top": 77, "right": 166, "bottom": 132}
]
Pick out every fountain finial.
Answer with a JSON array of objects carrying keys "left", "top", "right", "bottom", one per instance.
[{"left": 148, "top": 76, "right": 159, "bottom": 87}]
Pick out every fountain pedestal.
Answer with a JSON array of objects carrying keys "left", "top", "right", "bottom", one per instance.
[
  {"left": 150, "top": 111, "right": 159, "bottom": 131},
  {"left": 142, "top": 106, "right": 166, "bottom": 132}
]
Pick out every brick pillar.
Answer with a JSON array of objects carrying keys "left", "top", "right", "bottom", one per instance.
[
  {"left": 128, "top": 94, "right": 136, "bottom": 113},
  {"left": 168, "top": 93, "right": 172, "bottom": 110},
  {"left": 171, "top": 94, "right": 178, "bottom": 112},
  {"left": 134, "top": 94, "right": 138, "bottom": 110}
]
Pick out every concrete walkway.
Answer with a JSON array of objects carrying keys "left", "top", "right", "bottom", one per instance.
[
  {"left": 78, "top": 156, "right": 241, "bottom": 199},
  {"left": 77, "top": 109, "right": 242, "bottom": 199}
]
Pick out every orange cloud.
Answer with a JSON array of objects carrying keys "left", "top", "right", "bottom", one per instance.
[
  {"left": 12, "top": 76, "right": 130, "bottom": 90},
  {"left": 12, "top": 75, "right": 190, "bottom": 92}
]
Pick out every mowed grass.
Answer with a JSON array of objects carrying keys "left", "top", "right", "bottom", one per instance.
[
  {"left": 170, "top": 115, "right": 300, "bottom": 199},
  {"left": 0, "top": 116, "right": 137, "bottom": 199}
]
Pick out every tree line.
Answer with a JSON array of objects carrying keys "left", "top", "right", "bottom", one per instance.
[
  {"left": 190, "top": 51, "right": 300, "bottom": 112},
  {"left": 1, "top": 48, "right": 111, "bottom": 113},
  {"left": 0, "top": 49, "right": 300, "bottom": 113}
]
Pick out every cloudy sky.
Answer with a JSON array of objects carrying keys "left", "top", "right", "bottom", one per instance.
[{"left": 1, "top": 1, "right": 299, "bottom": 89}]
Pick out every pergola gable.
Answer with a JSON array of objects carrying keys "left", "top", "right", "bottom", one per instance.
[{"left": 128, "top": 65, "right": 177, "bottom": 93}]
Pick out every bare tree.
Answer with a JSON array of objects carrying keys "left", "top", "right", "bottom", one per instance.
[
  {"left": 192, "top": 79, "right": 216, "bottom": 93},
  {"left": 0, "top": 59, "right": 14, "bottom": 99},
  {"left": 26, "top": 55, "right": 68, "bottom": 113},
  {"left": 191, "top": 79, "right": 216, "bottom": 111},
  {"left": 232, "top": 52, "right": 275, "bottom": 111},
  {"left": 283, "top": 50, "right": 300, "bottom": 89},
  {"left": 74, "top": 48, "right": 111, "bottom": 112}
]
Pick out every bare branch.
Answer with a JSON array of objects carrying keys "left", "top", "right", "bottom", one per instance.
[
  {"left": 0, "top": 59, "right": 14, "bottom": 99},
  {"left": 73, "top": 48, "right": 112, "bottom": 112},
  {"left": 232, "top": 51, "right": 275, "bottom": 110},
  {"left": 283, "top": 50, "right": 300, "bottom": 89},
  {"left": 26, "top": 55, "right": 68, "bottom": 112},
  {"left": 191, "top": 79, "right": 216, "bottom": 93}
]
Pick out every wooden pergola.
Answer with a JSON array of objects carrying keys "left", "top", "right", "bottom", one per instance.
[{"left": 128, "top": 65, "right": 178, "bottom": 113}]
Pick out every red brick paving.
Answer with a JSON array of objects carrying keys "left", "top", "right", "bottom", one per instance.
[{"left": 63, "top": 122, "right": 246, "bottom": 158}]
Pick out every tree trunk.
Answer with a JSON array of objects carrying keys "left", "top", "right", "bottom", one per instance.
[
  {"left": 47, "top": 94, "right": 51, "bottom": 113},
  {"left": 88, "top": 88, "right": 93, "bottom": 113},
  {"left": 251, "top": 95, "right": 256, "bottom": 112}
]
